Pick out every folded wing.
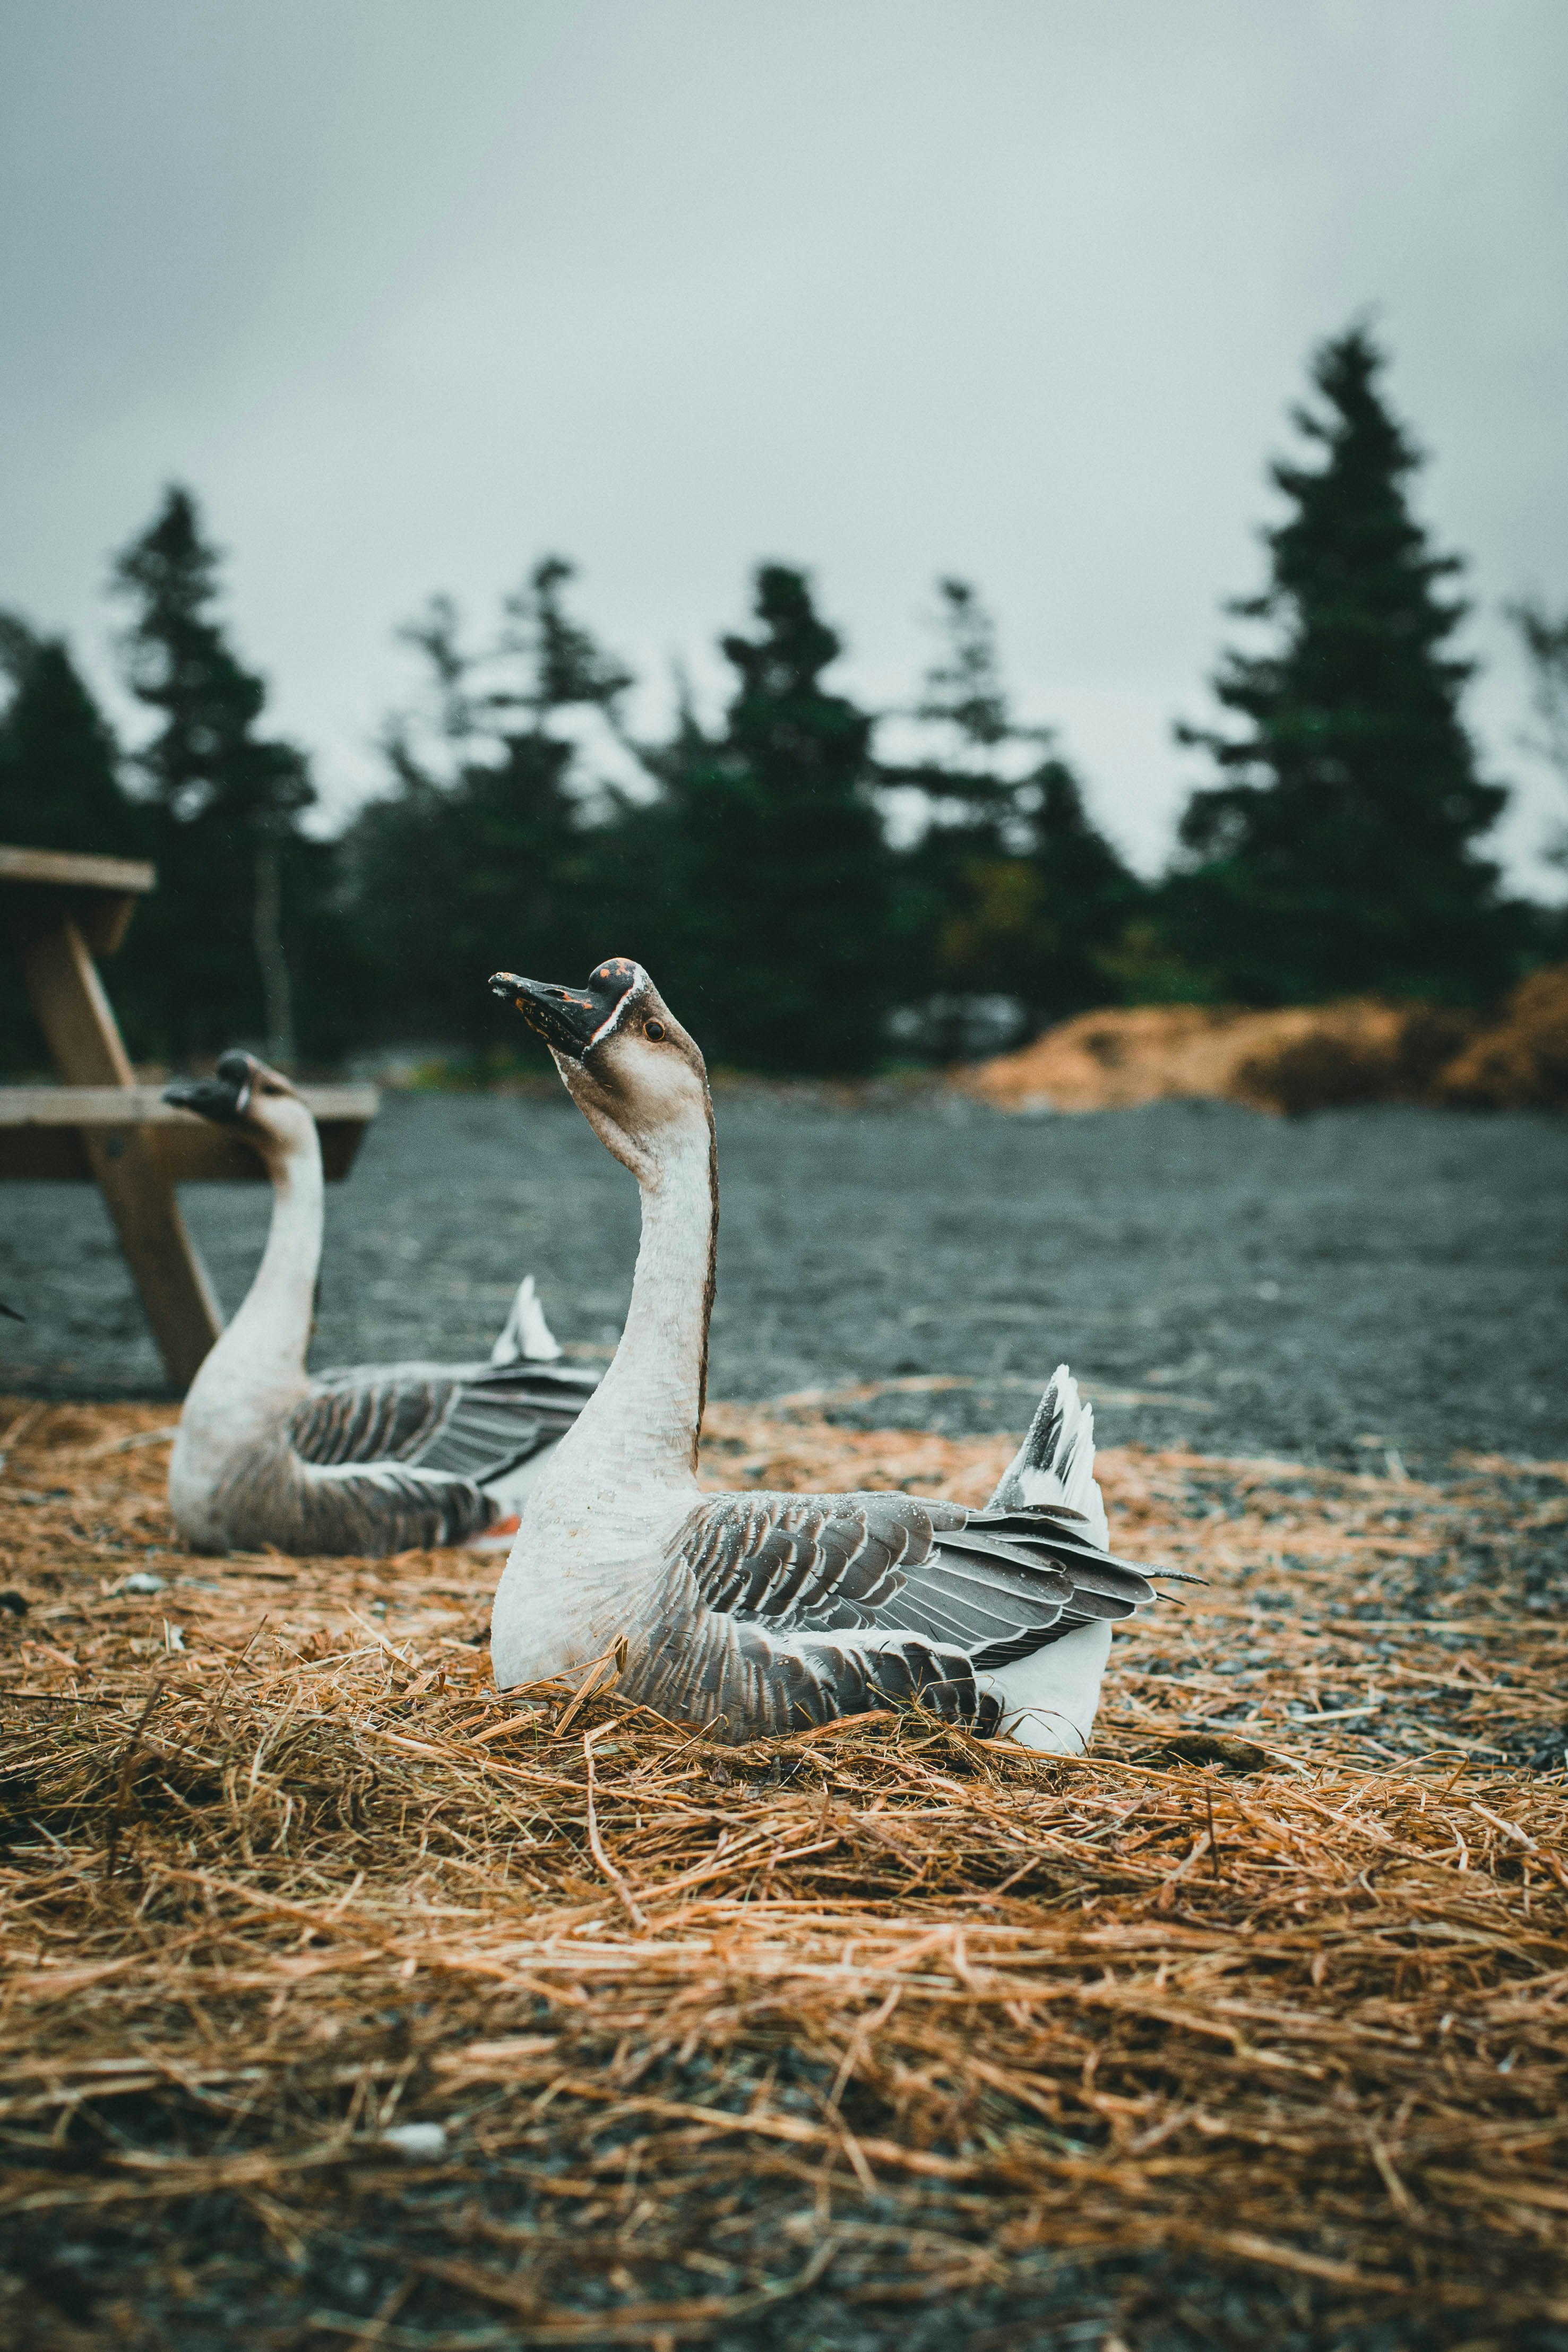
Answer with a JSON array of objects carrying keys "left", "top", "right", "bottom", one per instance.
[
  {"left": 289, "top": 1360, "right": 598, "bottom": 1485},
  {"left": 676, "top": 1486, "right": 1161, "bottom": 1670}
]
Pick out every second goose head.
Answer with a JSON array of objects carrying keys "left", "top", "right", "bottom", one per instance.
[
  {"left": 489, "top": 959, "right": 709, "bottom": 1185},
  {"left": 162, "top": 1051, "right": 315, "bottom": 1166}
]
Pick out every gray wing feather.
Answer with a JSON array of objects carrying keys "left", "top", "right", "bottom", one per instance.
[
  {"left": 209, "top": 1442, "right": 500, "bottom": 1557},
  {"left": 679, "top": 1490, "right": 931, "bottom": 1625},
  {"left": 288, "top": 1459, "right": 499, "bottom": 1554},
  {"left": 623, "top": 1588, "right": 1006, "bottom": 1742},
  {"left": 675, "top": 1488, "right": 1165, "bottom": 1673},
  {"left": 289, "top": 1362, "right": 597, "bottom": 1485}
]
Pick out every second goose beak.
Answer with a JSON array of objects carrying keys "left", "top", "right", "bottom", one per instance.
[{"left": 162, "top": 1050, "right": 256, "bottom": 1125}]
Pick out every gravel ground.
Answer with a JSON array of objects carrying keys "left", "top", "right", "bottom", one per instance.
[{"left": 3, "top": 1091, "right": 1564, "bottom": 1473}]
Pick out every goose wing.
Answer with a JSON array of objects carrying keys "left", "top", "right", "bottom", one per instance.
[
  {"left": 676, "top": 1488, "right": 1162, "bottom": 1667},
  {"left": 274, "top": 1456, "right": 502, "bottom": 1554},
  {"left": 288, "top": 1361, "right": 598, "bottom": 1486}
]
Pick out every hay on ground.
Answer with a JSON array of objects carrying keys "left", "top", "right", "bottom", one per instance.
[{"left": 1, "top": 1391, "right": 1566, "bottom": 2347}]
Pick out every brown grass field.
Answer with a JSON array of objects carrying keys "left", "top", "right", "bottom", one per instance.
[{"left": 2, "top": 1389, "right": 1566, "bottom": 2347}]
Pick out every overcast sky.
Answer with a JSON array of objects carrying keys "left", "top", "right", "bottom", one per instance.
[{"left": 3, "top": 0, "right": 1566, "bottom": 885}]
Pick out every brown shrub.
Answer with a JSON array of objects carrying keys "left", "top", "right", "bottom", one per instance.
[
  {"left": 1234, "top": 1029, "right": 1395, "bottom": 1115},
  {"left": 1437, "top": 961, "right": 1568, "bottom": 1109},
  {"left": 1237, "top": 1004, "right": 1478, "bottom": 1117},
  {"left": 959, "top": 998, "right": 1480, "bottom": 1116}
]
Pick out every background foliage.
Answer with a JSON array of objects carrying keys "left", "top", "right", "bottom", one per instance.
[{"left": 2, "top": 330, "right": 1562, "bottom": 1076}]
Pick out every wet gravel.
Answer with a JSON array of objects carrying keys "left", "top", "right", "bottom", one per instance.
[
  {"left": 2, "top": 1092, "right": 1564, "bottom": 1475},
  {"left": 5, "top": 2195, "right": 1517, "bottom": 2352}
]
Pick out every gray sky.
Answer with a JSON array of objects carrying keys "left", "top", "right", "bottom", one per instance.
[{"left": 3, "top": 0, "right": 1566, "bottom": 884}]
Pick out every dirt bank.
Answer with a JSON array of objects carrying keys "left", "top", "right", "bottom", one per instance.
[{"left": 958, "top": 965, "right": 1568, "bottom": 1117}]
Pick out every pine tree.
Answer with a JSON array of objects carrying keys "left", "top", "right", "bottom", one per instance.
[
  {"left": 1165, "top": 326, "right": 1518, "bottom": 1006},
  {"left": 1509, "top": 595, "right": 1568, "bottom": 873},
  {"left": 110, "top": 488, "right": 328, "bottom": 1062},
  {"left": 496, "top": 555, "right": 634, "bottom": 725},
  {"left": 0, "top": 622, "right": 151, "bottom": 1070},
  {"left": 641, "top": 566, "right": 892, "bottom": 1072},
  {"left": 347, "top": 561, "right": 627, "bottom": 1054},
  {"left": 884, "top": 580, "right": 1141, "bottom": 1047},
  {"left": 0, "top": 619, "right": 140, "bottom": 859}
]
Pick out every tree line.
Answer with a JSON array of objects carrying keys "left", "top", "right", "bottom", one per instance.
[{"left": 3, "top": 326, "right": 1564, "bottom": 1077}]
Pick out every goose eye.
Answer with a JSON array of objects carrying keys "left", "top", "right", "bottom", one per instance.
[{"left": 644, "top": 1019, "right": 666, "bottom": 1042}]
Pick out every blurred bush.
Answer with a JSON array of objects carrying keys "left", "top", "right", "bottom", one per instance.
[
  {"left": 963, "top": 981, "right": 1568, "bottom": 1116},
  {"left": 1437, "top": 964, "right": 1568, "bottom": 1109},
  {"left": 1236, "top": 1003, "right": 1479, "bottom": 1115},
  {"left": 960, "top": 998, "right": 1477, "bottom": 1115}
]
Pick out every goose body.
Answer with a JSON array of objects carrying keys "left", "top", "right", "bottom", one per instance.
[
  {"left": 163, "top": 1054, "right": 597, "bottom": 1557},
  {"left": 489, "top": 961, "right": 1176, "bottom": 1750}
]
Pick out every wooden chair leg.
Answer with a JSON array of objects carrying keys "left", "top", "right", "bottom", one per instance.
[{"left": 19, "top": 919, "right": 223, "bottom": 1389}]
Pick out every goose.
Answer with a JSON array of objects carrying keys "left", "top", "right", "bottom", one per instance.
[
  {"left": 161, "top": 1051, "right": 598, "bottom": 1557},
  {"left": 486, "top": 959, "right": 1178, "bottom": 1750}
]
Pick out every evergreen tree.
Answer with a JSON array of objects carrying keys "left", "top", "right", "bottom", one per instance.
[
  {"left": 0, "top": 618, "right": 140, "bottom": 859},
  {"left": 884, "top": 580, "right": 1141, "bottom": 1046},
  {"left": 496, "top": 555, "right": 634, "bottom": 725},
  {"left": 1164, "top": 326, "right": 1518, "bottom": 1006},
  {"left": 347, "top": 561, "right": 627, "bottom": 1053},
  {"left": 640, "top": 566, "right": 892, "bottom": 1072},
  {"left": 0, "top": 621, "right": 150, "bottom": 1070},
  {"left": 1509, "top": 595, "right": 1568, "bottom": 872},
  {"left": 110, "top": 488, "right": 335, "bottom": 1062}
]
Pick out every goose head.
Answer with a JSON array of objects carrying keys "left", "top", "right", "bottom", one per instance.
[
  {"left": 162, "top": 1051, "right": 315, "bottom": 1164},
  {"left": 489, "top": 958, "right": 709, "bottom": 1185}
]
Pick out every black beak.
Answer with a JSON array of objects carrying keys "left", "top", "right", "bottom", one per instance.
[
  {"left": 489, "top": 962, "right": 640, "bottom": 1057},
  {"left": 162, "top": 1050, "right": 256, "bottom": 1126}
]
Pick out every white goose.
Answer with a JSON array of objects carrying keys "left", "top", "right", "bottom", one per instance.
[
  {"left": 487, "top": 960, "right": 1176, "bottom": 1750},
  {"left": 162, "top": 1052, "right": 597, "bottom": 1556}
]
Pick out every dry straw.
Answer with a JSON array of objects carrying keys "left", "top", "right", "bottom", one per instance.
[{"left": 1, "top": 1390, "right": 1565, "bottom": 2345}]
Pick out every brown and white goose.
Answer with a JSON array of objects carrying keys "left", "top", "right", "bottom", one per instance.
[
  {"left": 486, "top": 960, "right": 1178, "bottom": 1750},
  {"left": 162, "top": 1052, "right": 597, "bottom": 1556}
]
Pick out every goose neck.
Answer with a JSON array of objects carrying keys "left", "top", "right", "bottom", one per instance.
[
  {"left": 592, "top": 1116, "right": 717, "bottom": 1480},
  {"left": 203, "top": 1128, "right": 324, "bottom": 1405}
]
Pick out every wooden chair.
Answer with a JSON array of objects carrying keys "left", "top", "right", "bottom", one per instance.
[{"left": 1, "top": 842, "right": 377, "bottom": 1389}]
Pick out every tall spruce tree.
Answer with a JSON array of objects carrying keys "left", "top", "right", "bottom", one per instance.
[
  {"left": 0, "top": 618, "right": 140, "bottom": 859},
  {"left": 110, "top": 488, "right": 330, "bottom": 1062},
  {"left": 0, "top": 622, "right": 151, "bottom": 1069},
  {"left": 884, "top": 580, "right": 1141, "bottom": 1045},
  {"left": 640, "top": 566, "right": 892, "bottom": 1072},
  {"left": 347, "top": 561, "right": 628, "bottom": 1053},
  {"left": 1164, "top": 326, "right": 1517, "bottom": 1005},
  {"left": 1509, "top": 596, "right": 1568, "bottom": 875}
]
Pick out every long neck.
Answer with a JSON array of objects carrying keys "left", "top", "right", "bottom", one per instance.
[
  {"left": 192, "top": 1126, "right": 324, "bottom": 1412},
  {"left": 571, "top": 1113, "right": 717, "bottom": 1484}
]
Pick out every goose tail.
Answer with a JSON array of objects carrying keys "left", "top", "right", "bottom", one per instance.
[
  {"left": 979, "top": 1363, "right": 1114, "bottom": 1751},
  {"left": 987, "top": 1363, "right": 1108, "bottom": 1548},
  {"left": 489, "top": 1274, "right": 564, "bottom": 1366}
]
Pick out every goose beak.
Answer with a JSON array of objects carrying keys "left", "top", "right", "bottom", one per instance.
[
  {"left": 489, "top": 973, "right": 603, "bottom": 1057},
  {"left": 162, "top": 1050, "right": 255, "bottom": 1125},
  {"left": 489, "top": 963, "right": 641, "bottom": 1057}
]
